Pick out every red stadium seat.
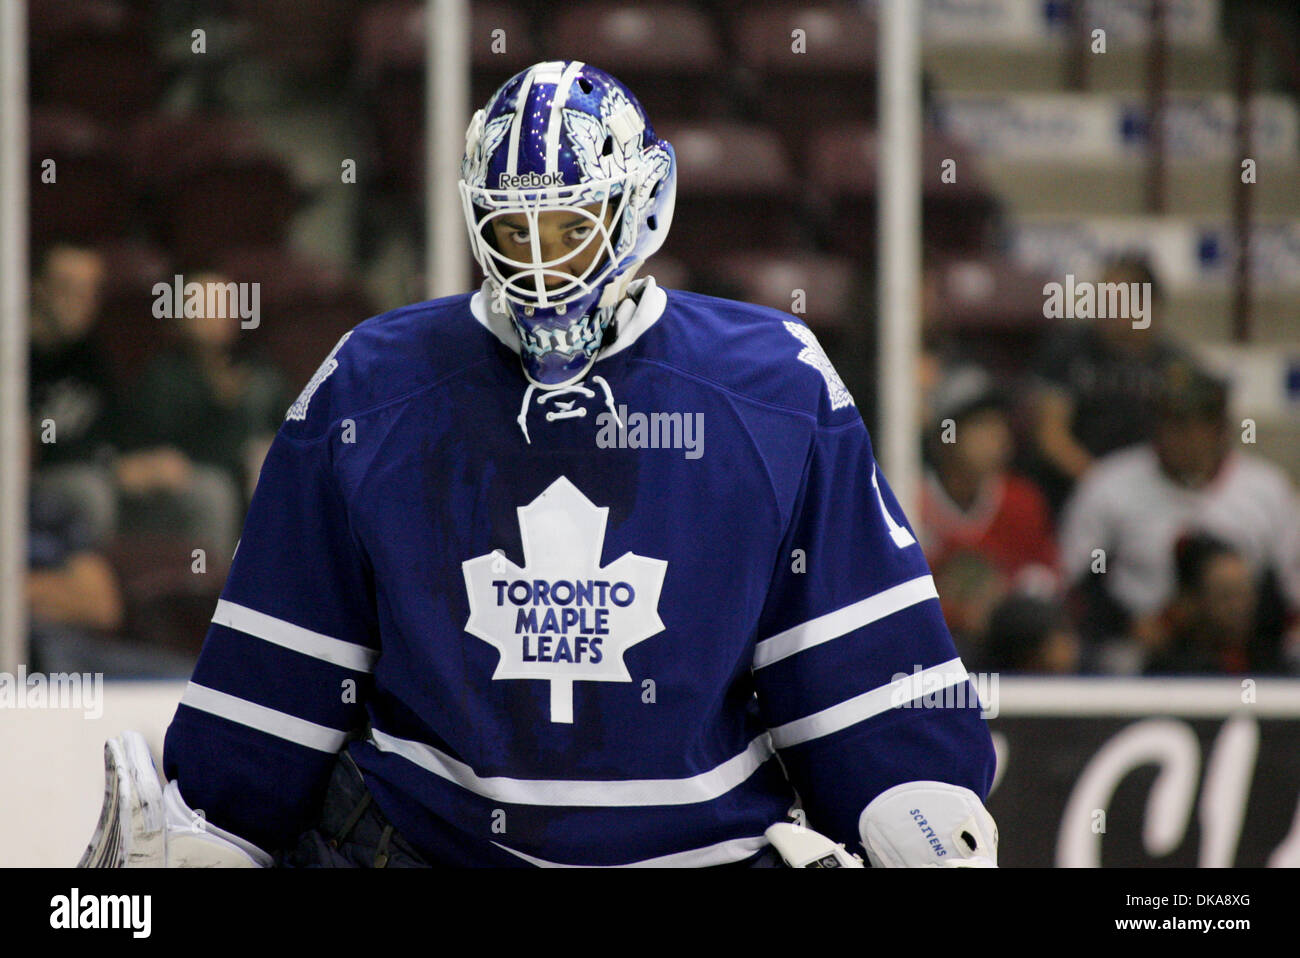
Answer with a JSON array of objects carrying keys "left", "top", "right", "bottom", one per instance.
[
  {"left": 470, "top": 3, "right": 540, "bottom": 107},
  {"left": 28, "top": 108, "right": 134, "bottom": 246},
  {"left": 29, "top": 0, "right": 162, "bottom": 124},
  {"left": 128, "top": 115, "right": 302, "bottom": 264},
  {"left": 103, "top": 531, "right": 225, "bottom": 656},
  {"left": 93, "top": 240, "right": 176, "bottom": 386},
  {"left": 808, "top": 125, "right": 1001, "bottom": 259},
  {"left": 549, "top": 4, "right": 727, "bottom": 118},
  {"left": 656, "top": 121, "right": 804, "bottom": 259},
  {"left": 211, "top": 248, "right": 376, "bottom": 388},
  {"left": 733, "top": 4, "right": 878, "bottom": 161},
  {"left": 355, "top": 1, "right": 539, "bottom": 194},
  {"left": 931, "top": 254, "right": 1055, "bottom": 330},
  {"left": 707, "top": 252, "right": 859, "bottom": 332},
  {"left": 355, "top": 0, "right": 426, "bottom": 195},
  {"left": 226, "top": 0, "right": 362, "bottom": 80},
  {"left": 928, "top": 253, "right": 1059, "bottom": 376}
]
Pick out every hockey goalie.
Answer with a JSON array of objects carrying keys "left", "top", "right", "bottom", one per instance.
[{"left": 80, "top": 61, "right": 998, "bottom": 869}]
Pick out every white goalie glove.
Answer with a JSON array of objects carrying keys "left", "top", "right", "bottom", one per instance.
[
  {"left": 765, "top": 822, "right": 865, "bottom": 867},
  {"left": 766, "top": 781, "right": 997, "bottom": 868},
  {"left": 78, "top": 730, "right": 272, "bottom": 868},
  {"left": 858, "top": 781, "right": 998, "bottom": 867}
]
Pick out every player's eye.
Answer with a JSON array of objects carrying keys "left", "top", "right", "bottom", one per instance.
[
  {"left": 505, "top": 229, "right": 530, "bottom": 246},
  {"left": 567, "top": 225, "right": 594, "bottom": 244}
]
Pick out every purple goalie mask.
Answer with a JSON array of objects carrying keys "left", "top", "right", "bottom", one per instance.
[{"left": 459, "top": 60, "right": 676, "bottom": 387}]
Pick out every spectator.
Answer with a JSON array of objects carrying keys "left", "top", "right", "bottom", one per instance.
[
  {"left": 27, "top": 432, "right": 193, "bottom": 677},
  {"left": 28, "top": 467, "right": 124, "bottom": 656},
  {"left": 116, "top": 271, "right": 292, "bottom": 558},
  {"left": 919, "top": 365, "right": 1058, "bottom": 586},
  {"left": 1144, "top": 533, "right": 1287, "bottom": 675},
  {"left": 28, "top": 239, "right": 120, "bottom": 546},
  {"left": 933, "top": 549, "right": 1006, "bottom": 666},
  {"left": 1029, "top": 255, "right": 1187, "bottom": 515},
  {"left": 1059, "top": 360, "right": 1300, "bottom": 673},
  {"left": 980, "top": 592, "right": 1081, "bottom": 674}
]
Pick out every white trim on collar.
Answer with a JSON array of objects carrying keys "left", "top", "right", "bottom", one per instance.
[{"left": 469, "top": 275, "right": 668, "bottom": 366}]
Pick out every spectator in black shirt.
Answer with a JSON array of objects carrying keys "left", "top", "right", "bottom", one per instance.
[
  {"left": 1028, "top": 255, "right": 1187, "bottom": 515},
  {"left": 28, "top": 240, "right": 120, "bottom": 545}
]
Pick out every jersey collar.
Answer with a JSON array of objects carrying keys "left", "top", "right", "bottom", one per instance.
[{"left": 470, "top": 275, "right": 668, "bottom": 368}]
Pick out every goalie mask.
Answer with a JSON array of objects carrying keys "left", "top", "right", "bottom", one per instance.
[{"left": 459, "top": 61, "right": 676, "bottom": 388}]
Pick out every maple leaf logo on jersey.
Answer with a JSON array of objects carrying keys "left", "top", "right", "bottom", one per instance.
[
  {"left": 285, "top": 330, "right": 352, "bottom": 421},
  {"left": 462, "top": 476, "right": 667, "bottom": 724},
  {"left": 784, "top": 321, "right": 855, "bottom": 411}
]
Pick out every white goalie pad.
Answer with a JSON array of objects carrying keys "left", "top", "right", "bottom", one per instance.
[
  {"left": 858, "top": 781, "right": 999, "bottom": 868},
  {"left": 78, "top": 730, "right": 272, "bottom": 868},
  {"left": 764, "top": 823, "right": 864, "bottom": 868}
]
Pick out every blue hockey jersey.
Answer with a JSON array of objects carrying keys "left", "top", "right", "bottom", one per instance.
[{"left": 162, "top": 276, "right": 996, "bottom": 866}]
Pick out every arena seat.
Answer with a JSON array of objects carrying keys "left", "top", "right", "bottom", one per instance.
[
  {"left": 470, "top": 2, "right": 540, "bottom": 107},
  {"left": 93, "top": 239, "right": 175, "bottom": 386},
  {"left": 808, "top": 124, "right": 1001, "bottom": 259},
  {"left": 732, "top": 3, "right": 878, "bottom": 161},
  {"left": 549, "top": 3, "right": 727, "bottom": 118},
  {"left": 928, "top": 253, "right": 1060, "bottom": 376},
  {"left": 212, "top": 247, "right": 376, "bottom": 388},
  {"left": 656, "top": 121, "right": 804, "bottom": 259},
  {"left": 128, "top": 115, "right": 302, "bottom": 264},
  {"left": 226, "top": 0, "right": 362, "bottom": 81},
  {"left": 29, "top": 0, "right": 161, "bottom": 125},
  {"left": 29, "top": 108, "right": 134, "bottom": 246},
  {"left": 707, "top": 251, "right": 859, "bottom": 332}
]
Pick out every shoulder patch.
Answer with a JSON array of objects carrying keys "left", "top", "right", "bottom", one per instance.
[
  {"left": 286, "top": 330, "right": 353, "bottom": 422},
  {"left": 784, "top": 321, "right": 854, "bottom": 411}
]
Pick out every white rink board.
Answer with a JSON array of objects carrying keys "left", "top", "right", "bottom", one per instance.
[
  {"left": 3, "top": 678, "right": 1297, "bottom": 867},
  {"left": 1, "top": 681, "right": 185, "bottom": 867}
]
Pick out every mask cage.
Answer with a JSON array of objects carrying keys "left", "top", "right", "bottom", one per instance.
[{"left": 459, "top": 175, "right": 638, "bottom": 313}]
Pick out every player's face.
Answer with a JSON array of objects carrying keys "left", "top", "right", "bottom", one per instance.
[{"left": 488, "top": 203, "right": 615, "bottom": 289}]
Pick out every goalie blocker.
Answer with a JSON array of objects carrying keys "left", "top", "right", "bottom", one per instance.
[{"left": 78, "top": 731, "right": 271, "bottom": 868}]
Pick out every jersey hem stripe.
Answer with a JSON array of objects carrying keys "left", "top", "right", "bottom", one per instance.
[
  {"left": 368, "top": 727, "right": 775, "bottom": 807},
  {"left": 491, "top": 834, "right": 770, "bottom": 867},
  {"left": 180, "top": 682, "right": 349, "bottom": 753},
  {"left": 753, "top": 575, "right": 939, "bottom": 669},
  {"left": 769, "top": 658, "right": 970, "bottom": 749},
  {"left": 212, "top": 599, "right": 378, "bottom": 672}
]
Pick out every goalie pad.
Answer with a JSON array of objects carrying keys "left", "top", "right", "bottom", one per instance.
[
  {"left": 857, "top": 781, "right": 998, "bottom": 868},
  {"left": 78, "top": 730, "right": 272, "bottom": 868},
  {"left": 765, "top": 822, "right": 865, "bottom": 868}
]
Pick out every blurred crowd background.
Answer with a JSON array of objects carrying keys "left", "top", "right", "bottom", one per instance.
[{"left": 23, "top": 0, "right": 1300, "bottom": 680}]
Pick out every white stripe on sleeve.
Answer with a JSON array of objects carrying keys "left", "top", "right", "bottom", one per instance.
[
  {"left": 768, "top": 658, "right": 971, "bottom": 749},
  {"left": 180, "top": 682, "right": 349, "bottom": 753},
  {"left": 212, "top": 599, "right": 377, "bottom": 672},
  {"left": 753, "top": 575, "right": 939, "bottom": 670}
]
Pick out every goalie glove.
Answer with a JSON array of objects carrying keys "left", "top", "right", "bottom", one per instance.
[
  {"left": 857, "top": 781, "right": 998, "bottom": 868},
  {"left": 764, "top": 822, "right": 865, "bottom": 868},
  {"left": 78, "top": 730, "right": 272, "bottom": 868}
]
